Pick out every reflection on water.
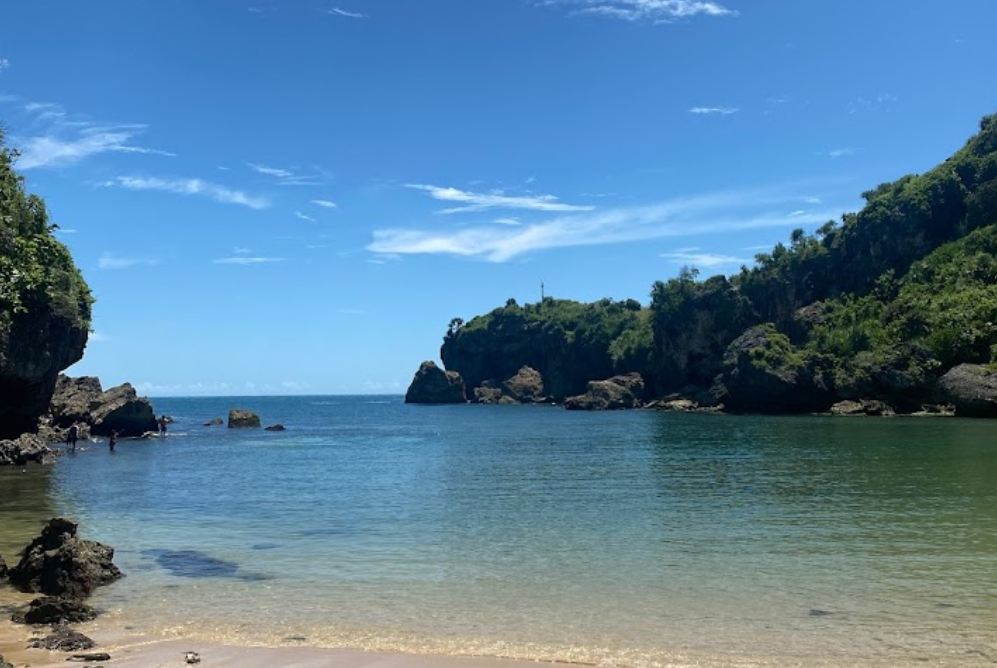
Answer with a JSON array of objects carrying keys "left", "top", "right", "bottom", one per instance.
[
  {"left": 1, "top": 398, "right": 995, "bottom": 667},
  {"left": 0, "top": 464, "right": 56, "bottom": 557}
]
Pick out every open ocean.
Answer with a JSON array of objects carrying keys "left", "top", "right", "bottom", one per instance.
[{"left": 1, "top": 395, "right": 995, "bottom": 667}]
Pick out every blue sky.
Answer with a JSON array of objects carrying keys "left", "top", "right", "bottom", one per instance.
[{"left": 1, "top": 0, "right": 994, "bottom": 396}]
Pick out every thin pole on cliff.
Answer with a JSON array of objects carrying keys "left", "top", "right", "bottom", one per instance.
[{"left": 541, "top": 280, "right": 545, "bottom": 305}]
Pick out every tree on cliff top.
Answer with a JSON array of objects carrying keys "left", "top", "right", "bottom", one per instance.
[{"left": 0, "top": 131, "right": 93, "bottom": 341}]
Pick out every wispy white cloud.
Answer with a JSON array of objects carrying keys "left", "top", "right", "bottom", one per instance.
[
  {"left": 247, "top": 162, "right": 323, "bottom": 186},
  {"left": 689, "top": 106, "right": 739, "bottom": 115},
  {"left": 789, "top": 210, "right": 806, "bottom": 217},
  {"left": 247, "top": 162, "right": 293, "bottom": 178},
  {"left": 16, "top": 125, "right": 174, "bottom": 170},
  {"left": 311, "top": 199, "right": 338, "bottom": 209},
  {"left": 848, "top": 93, "right": 897, "bottom": 115},
  {"left": 493, "top": 217, "right": 522, "bottom": 226},
  {"left": 105, "top": 176, "right": 271, "bottom": 209},
  {"left": 802, "top": 196, "right": 821, "bottom": 204},
  {"left": 370, "top": 185, "right": 845, "bottom": 263},
  {"left": 546, "top": 0, "right": 737, "bottom": 22},
  {"left": 97, "top": 252, "right": 160, "bottom": 270},
  {"left": 827, "top": 147, "right": 859, "bottom": 159},
  {"left": 329, "top": 7, "right": 366, "bottom": 18},
  {"left": 295, "top": 211, "right": 316, "bottom": 222},
  {"left": 0, "top": 58, "right": 10, "bottom": 72},
  {"left": 233, "top": 247, "right": 253, "bottom": 254},
  {"left": 407, "top": 184, "right": 594, "bottom": 214},
  {"left": 660, "top": 249, "right": 751, "bottom": 268},
  {"left": 89, "top": 331, "right": 110, "bottom": 342},
  {"left": 213, "top": 257, "right": 285, "bottom": 265}
]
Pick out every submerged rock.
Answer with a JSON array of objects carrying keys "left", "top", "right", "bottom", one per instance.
[
  {"left": 404, "top": 361, "right": 466, "bottom": 404},
  {"left": 204, "top": 417, "right": 223, "bottom": 426},
  {"left": 228, "top": 409, "right": 261, "bottom": 428},
  {"left": 13, "top": 596, "right": 97, "bottom": 625},
  {"left": 0, "top": 433, "right": 56, "bottom": 466},
  {"left": 29, "top": 624, "right": 96, "bottom": 650},
  {"left": 936, "top": 364, "right": 997, "bottom": 417},
  {"left": 264, "top": 424, "right": 286, "bottom": 432},
  {"left": 8, "top": 518, "right": 121, "bottom": 599}
]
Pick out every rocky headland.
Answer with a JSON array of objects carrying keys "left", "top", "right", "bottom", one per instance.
[{"left": 407, "top": 113, "right": 997, "bottom": 418}]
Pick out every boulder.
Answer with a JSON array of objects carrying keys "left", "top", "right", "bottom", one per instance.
[
  {"left": 7, "top": 518, "right": 121, "bottom": 599},
  {"left": 47, "top": 376, "right": 158, "bottom": 437},
  {"left": 264, "top": 424, "right": 286, "bottom": 432},
  {"left": 0, "top": 434, "right": 56, "bottom": 466},
  {"left": 204, "top": 417, "right": 223, "bottom": 426},
  {"left": 501, "top": 366, "right": 546, "bottom": 403},
  {"left": 564, "top": 374, "right": 644, "bottom": 411},
  {"left": 656, "top": 398, "right": 698, "bottom": 412},
  {"left": 13, "top": 596, "right": 97, "bottom": 625},
  {"left": 0, "top": 552, "right": 6, "bottom": 579},
  {"left": 228, "top": 409, "right": 261, "bottom": 429},
  {"left": 473, "top": 385, "right": 505, "bottom": 404},
  {"left": 713, "top": 325, "right": 834, "bottom": 414},
  {"left": 29, "top": 624, "right": 96, "bottom": 650},
  {"left": 0, "top": 656, "right": 10, "bottom": 668},
  {"left": 404, "top": 361, "right": 466, "bottom": 404},
  {"left": 936, "top": 364, "right": 997, "bottom": 417},
  {"left": 829, "top": 399, "right": 895, "bottom": 417}
]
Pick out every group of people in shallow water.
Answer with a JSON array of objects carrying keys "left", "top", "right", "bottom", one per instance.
[{"left": 64, "top": 415, "right": 170, "bottom": 453}]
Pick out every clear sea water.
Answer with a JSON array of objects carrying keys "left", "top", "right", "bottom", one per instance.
[{"left": 1, "top": 396, "right": 995, "bottom": 667}]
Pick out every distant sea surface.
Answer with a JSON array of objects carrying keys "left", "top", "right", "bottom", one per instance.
[{"left": 1, "top": 396, "right": 995, "bottom": 667}]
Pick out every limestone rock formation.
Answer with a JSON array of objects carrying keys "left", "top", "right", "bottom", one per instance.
[
  {"left": 47, "top": 375, "right": 157, "bottom": 437},
  {"left": 936, "top": 364, "right": 997, "bottom": 417},
  {"left": 0, "top": 433, "right": 56, "bottom": 466},
  {"left": 404, "top": 361, "right": 466, "bottom": 404},
  {"left": 228, "top": 409, "right": 261, "bottom": 428},
  {"left": 713, "top": 325, "right": 834, "bottom": 414},
  {"left": 564, "top": 373, "right": 645, "bottom": 411},
  {"left": 7, "top": 518, "right": 122, "bottom": 599},
  {"left": 501, "top": 366, "right": 546, "bottom": 403}
]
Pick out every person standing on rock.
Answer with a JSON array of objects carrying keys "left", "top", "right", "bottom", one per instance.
[
  {"left": 66, "top": 424, "right": 79, "bottom": 453},
  {"left": 109, "top": 430, "right": 118, "bottom": 452}
]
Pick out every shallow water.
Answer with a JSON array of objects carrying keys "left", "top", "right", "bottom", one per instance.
[{"left": 2, "top": 397, "right": 995, "bottom": 667}]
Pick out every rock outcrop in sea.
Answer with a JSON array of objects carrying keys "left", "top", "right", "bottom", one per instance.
[
  {"left": 8, "top": 517, "right": 122, "bottom": 599},
  {"left": 404, "top": 361, "right": 466, "bottom": 404},
  {"left": 46, "top": 375, "right": 158, "bottom": 437},
  {"left": 565, "top": 373, "right": 645, "bottom": 411},
  {"left": 228, "top": 409, "right": 261, "bottom": 428}
]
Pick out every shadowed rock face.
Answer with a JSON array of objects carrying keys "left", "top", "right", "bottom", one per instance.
[
  {"left": 404, "top": 361, "right": 466, "bottom": 404},
  {"left": 47, "top": 375, "right": 158, "bottom": 437},
  {"left": 0, "top": 314, "right": 88, "bottom": 439},
  {"left": 937, "top": 364, "right": 997, "bottom": 417},
  {"left": 13, "top": 596, "right": 97, "bottom": 625},
  {"left": 8, "top": 518, "right": 121, "bottom": 599}
]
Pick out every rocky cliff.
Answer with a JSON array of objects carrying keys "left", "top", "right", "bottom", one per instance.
[{"left": 1, "top": 132, "right": 92, "bottom": 438}]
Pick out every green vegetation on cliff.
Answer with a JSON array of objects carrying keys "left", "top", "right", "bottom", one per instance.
[
  {"left": 440, "top": 112, "right": 997, "bottom": 412},
  {"left": 0, "top": 133, "right": 93, "bottom": 337}
]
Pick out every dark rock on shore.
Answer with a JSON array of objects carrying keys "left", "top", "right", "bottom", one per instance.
[
  {"left": 8, "top": 518, "right": 121, "bottom": 599},
  {"left": 565, "top": 373, "right": 644, "bottom": 411},
  {"left": 404, "top": 361, "right": 466, "bottom": 404},
  {"left": 264, "top": 424, "right": 286, "bottom": 431},
  {"left": 29, "top": 624, "right": 96, "bottom": 651},
  {"left": 0, "top": 552, "right": 6, "bottom": 579},
  {"left": 0, "top": 433, "right": 56, "bottom": 466},
  {"left": 713, "top": 325, "right": 835, "bottom": 414},
  {"left": 228, "top": 409, "right": 261, "bottom": 428},
  {"left": 0, "top": 654, "right": 11, "bottom": 668},
  {"left": 936, "top": 364, "right": 997, "bottom": 417},
  {"left": 47, "top": 375, "right": 158, "bottom": 437},
  {"left": 13, "top": 596, "right": 97, "bottom": 625}
]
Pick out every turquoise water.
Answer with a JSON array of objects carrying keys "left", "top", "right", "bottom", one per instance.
[{"left": 1, "top": 396, "right": 996, "bottom": 667}]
